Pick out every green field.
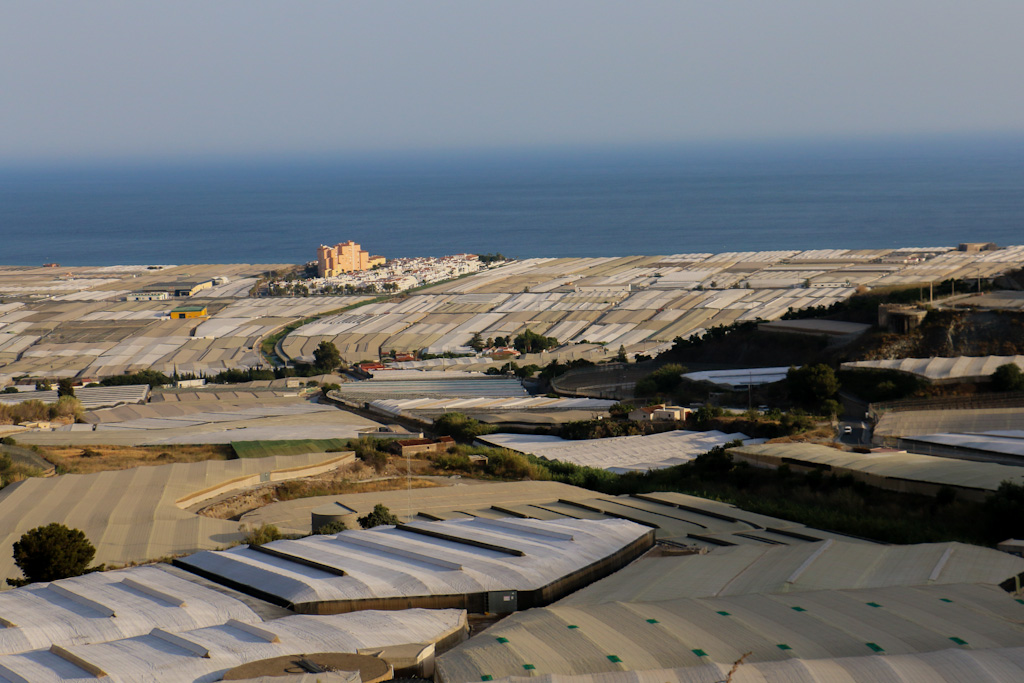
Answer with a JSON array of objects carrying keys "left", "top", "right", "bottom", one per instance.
[{"left": 231, "top": 438, "right": 351, "bottom": 459}]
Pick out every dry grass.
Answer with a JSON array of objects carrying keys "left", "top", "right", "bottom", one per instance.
[
  {"left": 38, "top": 444, "right": 234, "bottom": 474},
  {"left": 767, "top": 425, "right": 838, "bottom": 445},
  {"left": 198, "top": 475, "right": 441, "bottom": 520}
]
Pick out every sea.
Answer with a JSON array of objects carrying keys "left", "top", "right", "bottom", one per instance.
[{"left": 2, "top": 135, "right": 1023, "bottom": 266}]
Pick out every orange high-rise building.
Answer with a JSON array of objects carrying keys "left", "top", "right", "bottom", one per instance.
[{"left": 317, "top": 240, "right": 372, "bottom": 277}]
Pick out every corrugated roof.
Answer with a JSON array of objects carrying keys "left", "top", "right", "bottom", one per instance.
[
  {"left": 177, "top": 518, "right": 651, "bottom": 608},
  {"left": 0, "top": 565, "right": 261, "bottom": 655}
]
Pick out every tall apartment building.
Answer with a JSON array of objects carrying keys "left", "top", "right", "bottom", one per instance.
[{"left": 317, "top": 240, "right": 373, "bottom": 277}]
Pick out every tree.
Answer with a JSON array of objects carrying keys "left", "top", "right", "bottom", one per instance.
[
  {"left": 786, "top": 364, "right": 840, "bottom": 411},
  {"left": 634, "top": 364, "right": 686, "bottom": 397},
  {"left": 992, "top": 363, "right": 1024, "bottom": 392},
  {"left": 35, "top": 380, "right": 51, "bottom": 391},
  {"left": 983, "top": 481, "right": 1024, "bottom": 542},
  {"left": 513, "top": 329, "right": 558, "bottom": 354},
  {"left": 8, "top": 523, "right": 96, "bottom": 586},
  {"left": 468, "top": 332, "right": 485, "bottom": 353},
  {"left": 358, "top": 504, "right": 401, "bottom": 529},
  {"left": 616, "top": 345, "right": 628, "bottom": 363},
  {"left": 57, "top": 378, "right": 75, "bottom": 399},
  {"left": 313, "top": 340, "right": 342, "bottom": 372}
]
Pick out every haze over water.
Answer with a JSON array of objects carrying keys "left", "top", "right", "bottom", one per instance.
[{"left": 2, "top": 136, "right": 1023, "bottom": 266}]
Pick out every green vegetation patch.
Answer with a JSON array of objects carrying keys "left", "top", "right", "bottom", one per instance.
[{"left": 231, "top": 438, "right": 350, "bottom": 459}]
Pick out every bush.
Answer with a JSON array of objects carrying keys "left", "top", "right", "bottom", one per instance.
[
  {"left": 243, "top": 524, "right": 283, "bottom": 546},
  {"left": 433, "top": 453, "right": 472, "bottom": 472},
  {"left": 49, "top": 395, "right": 83, "bottom": 422},
  {"left": 433, "top": 412, "right": 496, "bottom": 442},
  {"left": 313, "top": 520, "right": 348, "bottom": 535},
  {"left": 8, "top": 523, "right": 96, "bottom": 586},
  {"left": 484, "top": 450, "right": 550, "bottom": 480},
  {"left": 358, "top": 504, "right": 401, "bottom": 529},
  {"left": 353, "top": 439, "right": 389, "bottom": 474}
]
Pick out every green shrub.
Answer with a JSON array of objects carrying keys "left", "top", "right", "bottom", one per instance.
[
  {"left": 313, "top": 520, "right": 348, "bottom": 535},
  {"left": 433, "top": 412, "right": 496, "bottom": 442},
  {"left": 358, "top": 504, "right": 401, "bottom": 528}
]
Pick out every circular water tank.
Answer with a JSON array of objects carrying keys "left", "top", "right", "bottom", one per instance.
[{"left": 311, "top": 502, "right": 359, "bottom": 533}]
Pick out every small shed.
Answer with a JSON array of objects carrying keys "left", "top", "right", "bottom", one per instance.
[{"left": 169, "top": 305, "right": 208, "bottom": 319}]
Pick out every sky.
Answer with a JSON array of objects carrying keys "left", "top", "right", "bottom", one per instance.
[{"left": 2, "top": 1, "right": 1023, "bottom": 163}]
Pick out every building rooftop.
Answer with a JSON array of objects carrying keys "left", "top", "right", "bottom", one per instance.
[
  {"left": 0, "top": 565, "right": 262, "bottom": 656},
  {"left": 176, "top": 518, "right": 653, "bottom": 611},
  {"left": 237, "top": 481, "right": 874, "bottom": 549}
]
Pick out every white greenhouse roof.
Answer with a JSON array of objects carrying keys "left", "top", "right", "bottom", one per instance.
[
  {"left": 435, "top": 584, "right": 1024, "bottom": 683},
  {"left": 0, "top": 566, "right": 261, "bottom": 655},
  {"left": 559, "top": 540, "right": 1024, "bottom": 606},
  {"left": 178, "top": 518, "right": 651, "bottom": 608},
  {"left": 731, "top": 442, "right": 1024, "bottom": 492},
  {"left": 370, "top": 396, "right": 616, "bottom": 416},
  {"left": 446, "top": 648, "right": 1024, "bottom": 683},
  {"left": 907, "top": 430, "right": 1024, "bottom": 458},
  {"left": 682, "top": 366, "right": 791, "bottom": 387},
  {"left": 0, "top": 384, "right": 149, "bottom": 410},
  {"left": 336, "top": 377, "right": 527, "bottom": 399},
  {"left": 0, "top": 608, "right": 465, "bottom": 683},
  {"left": 479, "top": 430, "right": 766, "bottom": 473},
  {"left": 843, "top": 355, "right": 1024, "bottom": 381},
  {"left": 238, "top": 482, "right": 874, "bottom": 550}
]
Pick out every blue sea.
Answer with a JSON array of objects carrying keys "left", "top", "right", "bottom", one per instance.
[{"left": 2, "top": 136, "right": 1024, "bottom": 266}]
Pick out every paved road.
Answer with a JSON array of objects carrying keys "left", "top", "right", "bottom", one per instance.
[{"left": 837, "top": 420, "right": 872, "bottom": 446}]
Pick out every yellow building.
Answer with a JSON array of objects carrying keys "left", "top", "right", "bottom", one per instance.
[
  {"left": 169, "top": 305, "right": 208, "bottom": 319},
  {"left": 317, "top": 241, "right": 380, "bottom": 277}
]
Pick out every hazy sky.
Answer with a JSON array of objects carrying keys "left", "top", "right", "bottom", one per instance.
[{"left": 2, "top": 2, "right": 1023, "bottom": 162}]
